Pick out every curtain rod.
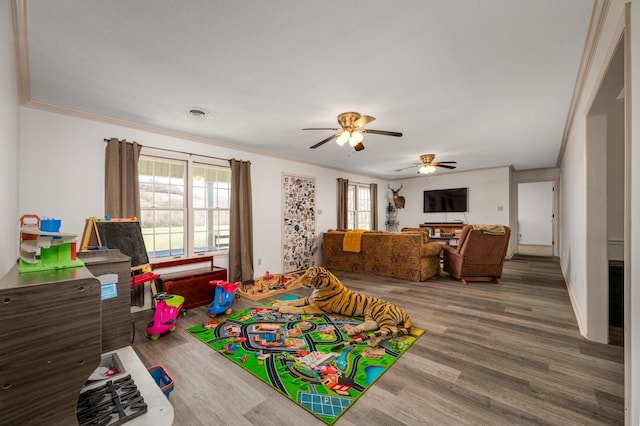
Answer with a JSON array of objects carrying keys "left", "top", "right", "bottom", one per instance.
[
  {"left": 104, "top": 138, "right": 230, "bottom": 162},
  {"left": 348, "top": 180, "right": 375, "bottom": 186}
]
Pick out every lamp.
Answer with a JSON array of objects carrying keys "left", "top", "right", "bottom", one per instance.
[
  {"left": 336, "top": 131, "right": 350, "bottom": 146},
  {"left": 335, "top": 130, "right": 365, "bottom": 148},
  {"left": 348, "top": 131, "right": 364, "bottom": 147},
  {"left": 418, "top": 164, "right": 437, "bottom": 174}
]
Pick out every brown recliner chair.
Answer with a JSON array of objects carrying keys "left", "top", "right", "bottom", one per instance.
[{"left": 442, "top": 225, "right": 511, "bottom": 285}]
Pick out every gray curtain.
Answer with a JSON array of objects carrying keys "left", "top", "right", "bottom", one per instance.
[
  {"left": 371, "top": 183, "right": 378, "bottom": 230},
  {"left": 104, "top": 138, "right": 144, "bottom": 306},
  {"left": 228, "top": 159, "right": 254, "bottom": 282},
  {"left": 337, "top": 178, "right": 349, "bottom": 230}
]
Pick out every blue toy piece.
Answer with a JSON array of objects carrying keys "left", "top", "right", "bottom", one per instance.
[
  {"left": 208, "top": 280, "right": 239, "bottom": 317},
  {"left": 145, "top": 292, "right": 185, "bottom": 340}
]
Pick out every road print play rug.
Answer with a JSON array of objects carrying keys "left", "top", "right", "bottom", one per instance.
[{"left": 186, "top": 299, "right": 424, "bottom": 425}]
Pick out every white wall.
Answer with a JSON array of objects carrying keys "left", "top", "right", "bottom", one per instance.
[
  {"left": 607, "top": 99, "right": 625, "bottom": 261},
  {"left": 560, "top": 1, "right": 639, "bottom": 423},
  {"left": 248, "top": 153, "right": 390, "bottom": 275},
  {"left": 561, "top": 4, "right": 622, "bottom": 341},
  {"left": 12, "top": 106, "right": 515, "bottom": 288},
  {"left": 17, "top": 107, "right": 393, "bottom": 280},
  {"left": 0, "top": 0, "right": 20, "bottom": 277},
  {"left": 388, "top": 166, "right": 512, "bottom": 246},
  {"left": 14, "top": 107, "right": 516, "bottom": 310}
]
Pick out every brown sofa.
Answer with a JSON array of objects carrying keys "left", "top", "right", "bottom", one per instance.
[
  {"left": 442, "top": 224, "right": 511, "bottom": 284},
  {"left": 320, "top": 230, "right": 443, "bottom": 282}
]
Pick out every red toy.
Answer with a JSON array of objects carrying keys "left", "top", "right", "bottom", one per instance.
[{"left": 145, "top": 292, "right": 185, "bottom": 340}]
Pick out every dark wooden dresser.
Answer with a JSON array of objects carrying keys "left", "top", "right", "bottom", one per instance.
[
  {"left": 78, "top": 249, "right": 132, "bottom": 352},
  {"left": 0, "top": 264, "right": 101, "bottom": 425}
]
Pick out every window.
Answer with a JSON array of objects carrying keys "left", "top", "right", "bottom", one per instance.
[
  {"left": 138, "top": 151, "right": 230, "bottom": 260},
  {"left": 347, "top": 183, "right": 372, "bottom": 230}
]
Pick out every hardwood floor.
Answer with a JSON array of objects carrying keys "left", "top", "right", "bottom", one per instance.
[{"left": 131, "top": 257, "right": 624, "bottom": 425}]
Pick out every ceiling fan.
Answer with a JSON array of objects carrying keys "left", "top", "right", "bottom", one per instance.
[
  {"left": 303, "top": 112, "right": 403, "bottom": 151},
  {"left": 396, "top": 153, "right": 458, "bottom": 174}
]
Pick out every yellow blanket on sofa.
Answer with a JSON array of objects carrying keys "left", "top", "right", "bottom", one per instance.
[{"left": 343, "top": 229, "right": 366, "bottom": 252}]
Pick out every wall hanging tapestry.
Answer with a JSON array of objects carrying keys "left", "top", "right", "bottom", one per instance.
[
  {"left": 282, "top": 174, "right": 316, "bottom": 273},
  {"left": 187, "top": 297, "right": 424, "bottom": 425}
]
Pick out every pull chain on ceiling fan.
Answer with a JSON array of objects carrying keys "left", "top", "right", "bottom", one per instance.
[{"left": 303, "top": 112, "right": 402, "bottom": 152}]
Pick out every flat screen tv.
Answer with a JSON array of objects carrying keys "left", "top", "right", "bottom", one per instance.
[{"left": 424, "top": 187, "right": 468, "bottom": 213}]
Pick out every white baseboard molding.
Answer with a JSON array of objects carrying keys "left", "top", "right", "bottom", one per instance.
[{"left": 560, "top": 261, "right": 587, "bottom": 339}]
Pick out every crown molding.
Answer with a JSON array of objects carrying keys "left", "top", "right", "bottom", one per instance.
[
  {"left": 557, "top": 0, "right": 611, "bottom": 165},
  {"left": 23, "top": 99, "right": 390, "bottom": 181}
]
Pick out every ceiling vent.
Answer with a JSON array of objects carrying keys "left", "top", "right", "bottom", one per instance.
[{"left": 186, "top": 107, "right": 210, "bottom": 119}]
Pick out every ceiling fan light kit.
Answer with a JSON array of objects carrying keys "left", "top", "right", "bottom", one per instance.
[
  {"left": 348, "top": 131, "right": 363, "bottom": 147},
  {"left": 418, "top": 164, "right": 437, "bottom": 174},
  {"left": 417, "top": 153, "right": 457, "bottom": 174},
  {"left": 336, "top": 131, "right": 350, "bottom": 146},
  {"left": 394, "top": 153, "right": 458, "bottom": 174},
  {"left": 303, "top": 111, "right": 402, "bottom": 151}
]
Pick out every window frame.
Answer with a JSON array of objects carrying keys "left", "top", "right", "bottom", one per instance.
[
  {"left": 347, "top": 182, "right": 373, "bottom": 230},
  {"left": 139, "top": 147, "right": 230, "bottom": 260}
]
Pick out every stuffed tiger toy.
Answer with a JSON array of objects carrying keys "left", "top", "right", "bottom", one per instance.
[{"left": 271, "top": 266, "right": 412, "bottom": 347}]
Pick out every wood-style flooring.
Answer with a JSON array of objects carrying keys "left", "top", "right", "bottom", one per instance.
[{"left": 131, "top": 256, "right": 624, "bottom": 425}]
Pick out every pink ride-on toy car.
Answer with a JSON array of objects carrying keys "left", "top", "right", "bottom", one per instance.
[
  {"left": 145, "top": 292, "right": 185, "bottom": 340},
  {"left": 208, "top": 280, "right": 239, "bottom": 317}
]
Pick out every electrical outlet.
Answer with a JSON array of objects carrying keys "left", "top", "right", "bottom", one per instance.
[{"left": 257, "top": 258, "right": 262, "bottom": 265}]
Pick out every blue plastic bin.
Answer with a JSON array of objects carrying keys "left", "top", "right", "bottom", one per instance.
[
  {"left": 147, "top": 365, "right": 174, "bottom": 397},
  {"left": 40, "top": 218, "right": 61, "bottom": 233}
]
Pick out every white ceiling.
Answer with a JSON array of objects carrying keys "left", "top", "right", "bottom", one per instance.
[{"left": 19, "top": 0, "right": 594, "bottom": 179}]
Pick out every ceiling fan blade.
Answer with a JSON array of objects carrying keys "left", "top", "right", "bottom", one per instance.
[
  {"left": 302, "top": 127, "right": 341, "bottom": 131},
  {"left": 353, "top": 115, "right": 375, "bottom": 128},
  {"left": 435, "top": 161, "right": 457, "bottom": 164},
  {"left": 309, "top": 133, "right": 340, "bottom": 149},
  {"left": 394, "top": 164, "right": 418, "bottom": 172},
  {"left": 362, "top": 129, "right": 403, "bottom": 137},
  {"left": 436, "top": 164, "right": 457, "bottom": 169},
  {"left": 353, "top": 142, "right": 365, "bottom": 151}
]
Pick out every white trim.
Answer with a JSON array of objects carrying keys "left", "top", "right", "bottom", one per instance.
[
  {"left": 608, "top": 239, "right": 624, "bottom": 261},
  {"left": 561, "top": 261, "right": 587, "bottom": 338}
]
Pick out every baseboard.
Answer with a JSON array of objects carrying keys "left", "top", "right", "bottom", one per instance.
[{"left": 560, "top": 261, "right": 587, "bottom": 339}]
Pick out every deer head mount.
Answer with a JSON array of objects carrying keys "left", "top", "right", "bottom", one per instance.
[{"left": 388, "top": 184, "right": 405, "bottom": 209}]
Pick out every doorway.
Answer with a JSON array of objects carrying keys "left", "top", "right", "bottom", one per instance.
[
  {"left": 517, "top": 181, "right": 554, "bottom": 257},
  {"left": 585, "top": 37, "right": 625, "bottom": 345}
]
